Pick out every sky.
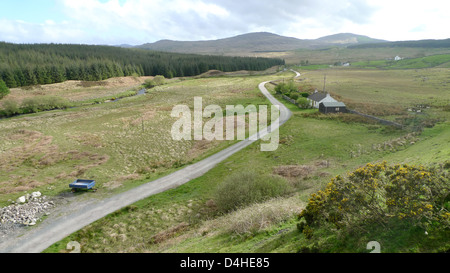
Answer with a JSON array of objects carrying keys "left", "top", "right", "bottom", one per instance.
[{"left": 0, "top": 0, "right": 449, "bottom": 45}]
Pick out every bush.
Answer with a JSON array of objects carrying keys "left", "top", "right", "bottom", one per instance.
[
  {"left": 144, "top": 79, "right": 157, "bottom": 89},
  {"left": 21, "top": 97, "right": 40, "bottom": 113},
  {"left": 299, "top": 92, "right": 309, "bottom": 98},
  {"left": 296, "top": 97, "right": 310, "bottom": 109},
  {"left": 153, "top": 75, "right": 166, "bottom": 85},
  {"left": 21, "top": 96, "right": 70, "bottom": 113},
  {"left": 299, "top": 162, "right": 450, "bottom": 237},
  {"left": 144, "top": 75, "right": 166, "bottom": 89},
  {"left": 274, "top": 81, "right": 297, "bottom": 95},
  {"left": 2, "top": 100, "right": 20, "bottom": 116},
  {"left": 214, "top": 172, "right": 292, "bottom": 213},
  {"left": 290, "top": 93, "right": 299, "bottom": 100}
]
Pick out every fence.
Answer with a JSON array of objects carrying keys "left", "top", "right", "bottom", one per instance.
[{"left": 347, "top": 109, "right": 404, "bottom": 128}]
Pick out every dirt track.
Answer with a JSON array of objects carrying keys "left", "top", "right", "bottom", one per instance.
[{"left": 0, "top": 75, "right": 295, "bottom": 253}]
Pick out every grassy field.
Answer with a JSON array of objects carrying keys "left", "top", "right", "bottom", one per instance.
[
  {"left": 294, "top": 67, "right": 450, "bottom": 115},
  {"left": 0, "top": 72, "right": 288, "bottom": 205},
  {"left": 1, "top": 52, "right": 448, "bottom": 253},
  {"left": 42, "top": 64, "right": 449, "bottom": 253},
  {"left": 255, "top": 47, "right": 450, "bottom": 66}
]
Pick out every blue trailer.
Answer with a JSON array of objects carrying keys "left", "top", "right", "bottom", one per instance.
[{"left": 70, "top": 179, "right": 97, "bottom": 192}]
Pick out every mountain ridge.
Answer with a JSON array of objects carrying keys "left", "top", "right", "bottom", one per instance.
[{"left": 131, "top": 32, "right": 387, "bottom": 55}]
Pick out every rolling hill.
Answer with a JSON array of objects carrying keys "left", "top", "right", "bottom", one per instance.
[{"left": 134, "top": 32, "right": 386, "bottom": 56}]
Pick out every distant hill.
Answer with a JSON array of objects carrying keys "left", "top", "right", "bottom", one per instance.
[
  {"left": 313, "top": 33, "right": 386, "bottom": 46},
  {"left": 135, "top": 32, "right": 386, "bottom": 55}
]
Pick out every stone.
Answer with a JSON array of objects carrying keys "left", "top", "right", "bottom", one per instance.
[
  {"left": 31, "top": 192, "right": 42, "bottom": 198},
  {"left": 17, "top": 196, "right": 26, "bottom": 204}
]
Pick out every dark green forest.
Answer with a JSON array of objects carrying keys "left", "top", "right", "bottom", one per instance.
[{"left": 0, "top": 42, "right": 285, "bottom": 88}]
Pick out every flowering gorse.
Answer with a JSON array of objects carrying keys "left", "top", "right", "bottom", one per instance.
[{"left": 298, "top": 161, "right": 450, "bottom": 237}]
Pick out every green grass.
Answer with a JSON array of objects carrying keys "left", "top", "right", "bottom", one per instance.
[
  {"left": 6, "top": 66, "right": 449, "bottom": 253},
  {"left": 44, "top": 80, "right": 446, "bottom": 252},
  {"left": 295, "top": 67, "right": 450, "bottom": 113},
  {"left": 0, "top": 73, "right": 294, "bottom": 206},
  {"left": 282, "top": 47, "right": 450, "bottom": 66},
  {"left": 352, "top": 54, "right": 450, "bottom": 69}
]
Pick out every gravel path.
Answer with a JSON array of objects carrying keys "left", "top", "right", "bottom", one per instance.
[{"left": 0, "top": 76, "right": 294, "bottom": 253}]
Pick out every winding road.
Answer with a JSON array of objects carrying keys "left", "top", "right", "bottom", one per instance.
[{"left": 0, "top": 71, "right": 298, "bottom": 253}]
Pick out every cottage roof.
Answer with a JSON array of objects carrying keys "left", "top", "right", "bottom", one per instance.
[
  {"left": 320, "top": 102, "right": 346, "bottom": 108},
  {"left": 308, "top": 92, "right": 328, "bottom": 102}
]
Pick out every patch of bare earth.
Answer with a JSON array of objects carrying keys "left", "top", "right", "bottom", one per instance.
[{"left": 103, "top": 174, "right": 141, "bottom": 190}]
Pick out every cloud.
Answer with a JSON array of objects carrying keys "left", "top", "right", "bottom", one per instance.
[
  {"left": 0, "top": 19, "right": 85, "bottom": 44},
  {"left": 0, "top": 0, "right": 448, "bottom": 44},
  {"left": 52, "top": 0, "right": 378, "bottom": 43}
]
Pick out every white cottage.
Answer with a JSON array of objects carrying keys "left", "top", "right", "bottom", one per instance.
[{"left": 307, "top": 91, "right": 338, "bottom": 109}]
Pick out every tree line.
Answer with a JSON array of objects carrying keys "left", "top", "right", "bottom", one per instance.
[{"left": 0, "top": 42, "right": 285, "bottom": 88}]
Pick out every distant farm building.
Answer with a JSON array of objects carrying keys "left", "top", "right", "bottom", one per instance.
[
  {"left": 319, "top": 101, "right": 347, "bottom": 114},
  {"left": 395, "top": 56, "right": 403, "bottom": 61},
  {"left": 308, "top": 91, "right": 338, "bottom": 109}
]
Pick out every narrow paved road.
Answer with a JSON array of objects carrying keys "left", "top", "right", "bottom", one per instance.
[{"left": 0, "top": 73, "right": 295, "bottom": 253}]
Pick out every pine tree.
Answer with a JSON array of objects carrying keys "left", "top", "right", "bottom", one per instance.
[{"left": 0, "top": 79, "right": 10, "bottom": 99}]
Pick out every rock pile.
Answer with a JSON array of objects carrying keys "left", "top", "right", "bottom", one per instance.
[{"left": 0, "top": 192, "right": 54, "bottom": 229}]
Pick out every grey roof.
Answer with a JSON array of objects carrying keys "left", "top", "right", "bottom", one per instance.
[
  {"left": 320, "top": 102, "right": 346, "bottom": 107},
  {"left": 308, "top": 92, "right": 327, "bottom": 102}
]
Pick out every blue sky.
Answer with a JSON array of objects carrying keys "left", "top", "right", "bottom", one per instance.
[
  {"left": 0, "top": 0, "right": 449, "bottom": 45},
  {"left": 1, "top": 0, "right": 64, "bottom": 23}
]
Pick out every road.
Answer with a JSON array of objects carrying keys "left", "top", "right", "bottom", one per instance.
[{"left": 0, "top": 73, "right": 296, "bottom": 253}]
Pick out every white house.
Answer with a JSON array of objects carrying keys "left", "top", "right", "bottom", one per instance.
[
  {"left": 395, "top": 56, "right": 403, "bottom": 61},
  {"left": 307, "top": 91, "right": 338, "bottom": 109}
]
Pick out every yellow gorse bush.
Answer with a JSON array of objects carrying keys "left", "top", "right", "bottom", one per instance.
[{"left": 298, "top": 161, "right": 450, "bottom": 237}]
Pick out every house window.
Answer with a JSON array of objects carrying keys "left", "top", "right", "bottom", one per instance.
[{"left": 336, "top": 108, "right": 340, "bottom": 111}]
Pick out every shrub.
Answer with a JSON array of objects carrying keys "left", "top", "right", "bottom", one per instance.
[
  {"left": 144, "top": 79, "right": 157, "bottom": 89},
  {"left": 21, "top": 96, "right": 70, "bottom": 113},
  {"left": 299, "top": 162, "right": 450, "bottom": 237},
  {"left": 153, "top": 75, "right": 166, "bottom": 86},
  {"left": 274, "top": 81, "right": 297, "bottom": 95},
  {"left": 2, "top": 100, "right": 20, "bottom": 116},
  {"left": 299, "top": 92, "right": 309, "bottom": 98},
  {"left": 214, "top": 171, "right": 292, "bottom": 213},
  {"left": 21, "top": 97, "right": 40, "bottom": 113},
  {"left": 144, "top": 75, "right": 166, "bottom": 89},
  {"left": 296, "top": 97, "right": 310, "bottom": 109},
  {"left": 290, "top": 93, "right": 299, "bottom": 100}
]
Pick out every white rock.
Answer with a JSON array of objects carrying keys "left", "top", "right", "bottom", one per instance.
[
  {"left": 31, "top": 192, "right": 41, "bottom": 198},
  {"left": 17, "top": 196, "right": 26, "bottom": 204}
]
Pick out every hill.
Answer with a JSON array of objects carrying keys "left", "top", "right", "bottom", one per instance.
[
  {"left": 314, "top": 33, "right": 387, "bottom": 46},
  {"left": 135, "top": 32, "right": 386, "bottom": 55}
]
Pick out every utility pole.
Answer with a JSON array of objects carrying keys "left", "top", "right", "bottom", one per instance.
[{"left": 323, "top": 75, "right": 327, "bottom": 93}]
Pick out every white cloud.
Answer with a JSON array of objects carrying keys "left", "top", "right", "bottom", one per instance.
[
  {"left": 0, "top": 19, "right": 85, "bottom": 44},
  {"left": 1, "top": 0, "right": 448, "bottom": 44},
  {"left": 364, "top": 0, "right": 450, "bottom": 40}
]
